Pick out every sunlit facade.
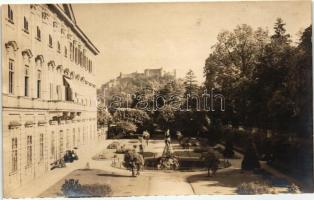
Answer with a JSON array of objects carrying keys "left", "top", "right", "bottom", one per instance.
[{"left": 2, "top": 4, "right": 99, "bottom": 195}]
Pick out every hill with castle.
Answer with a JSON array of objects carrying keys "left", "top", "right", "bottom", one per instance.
[{"left": 97, "top": 68, "right": 179, "bottom": 107}]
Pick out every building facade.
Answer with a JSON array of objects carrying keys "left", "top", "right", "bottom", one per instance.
[
  {"left": 2, "top": 4, "right": 99, "bottom": 195},
  {"left": 144, "top": 68, "right": 162, "bottom": 77}
]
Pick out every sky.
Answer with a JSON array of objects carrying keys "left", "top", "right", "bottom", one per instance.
[{"left": 72, "top": 1, "right": 312, "bottom": 87}]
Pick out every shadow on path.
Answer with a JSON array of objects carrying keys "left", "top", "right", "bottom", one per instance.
[{"left": 186, "top": 168, "right": 263, "bottom": 188}]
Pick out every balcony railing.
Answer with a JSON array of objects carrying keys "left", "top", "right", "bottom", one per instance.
[{"left": 2, "top": 94, "right": 96, "bottom": 112}]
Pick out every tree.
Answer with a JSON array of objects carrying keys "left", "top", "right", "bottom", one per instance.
[
  {"left": 241, "top": 140, "right": 260, "bottom": 171},
  {"left": 285, "top": 25, "right": 312, "bottom": 136},
  {"left": 103, "top": 72, "right": 177, "bottom": 111},
  {"left": 116, "top": 121, "right": 137, "bottom": 137},
  {"left": 184, "top": 70, "right": 199, "bottom": 110},
  {"left": 97, "top": 107, "right": 112, "bottom": 127},
  {"left": 271, "top": 18, "right": 291, "bottom": 45},
  {"left": 250, "top": 18, "right": 295, "bottom": 129},
  {"left": 205, "top": 24, "right": 268, "bottom": 81},
  {"left": 112, "top": 108, "right": 151, "bottom": 133},
  {"left": 201, "top": 148, "right": 220, "bottom": 177},
  {"left": 123, "top": 150, "right": 144, "bottom": 177},
  {"left": 223, "top": 136, "right": 235, "bottom": 158},
  {"left": 159, "top": 79, "right": 185, "bottom": 107},
  {"left": 156, "top": 105, "right": 176, "bottom": 130},
  {"left": 204, "top": 24, "right": 268, "bottom": 125},
  {"left": 203, "top": 19, "right": 312, "bottom": 178},
  {"left": 184, "top": 70, "right": 198, "bottom": 95}
]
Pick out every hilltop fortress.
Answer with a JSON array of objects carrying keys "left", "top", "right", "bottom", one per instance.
[{"left": 102, "top": 68, "right": 176, "bottom": 89}]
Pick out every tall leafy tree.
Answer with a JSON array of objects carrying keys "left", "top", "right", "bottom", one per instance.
[
  {"left": 251, "top": 18, "right": 295, "bottom": 129},
  {"left": 286, "top": 25, "right": 312, "bottom": 136},
  {"left": 204, "top": 24, "right": 268, "bottom": 125}
]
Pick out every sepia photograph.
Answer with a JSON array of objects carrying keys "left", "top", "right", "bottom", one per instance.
[{"left": 1, "top": 0, "right": 313, "bottom": 198}]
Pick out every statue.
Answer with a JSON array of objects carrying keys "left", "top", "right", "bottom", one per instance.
[
  {"left": 162, "top": 129, "right": 173, "bottom": 157},
  {"left": 157, "top": 129, "right": 180, "bottom": 170}
]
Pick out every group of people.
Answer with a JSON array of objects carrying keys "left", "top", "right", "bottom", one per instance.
[
  {"left": 50, "top": 149, "right": 79, "bottom": 170},
  {"left": 64, "top": 150, "right": 79, "bottom": 163}
]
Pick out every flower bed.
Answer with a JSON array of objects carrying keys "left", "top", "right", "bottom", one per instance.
[
  {"left": 61, "top": 179, "right": 112, "bottom": 197},
  {"left": 236, "top": 181, "right": 275, "bottom": 195},
  {"left": 144, "top": 156, "right": 231, "bottom": 171}
]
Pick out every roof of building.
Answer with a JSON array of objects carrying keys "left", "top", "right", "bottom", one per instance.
[
  {"left": 49, "top": 4, "right": 100, "bottom": 55},
  {"left": 62, "top": 4, "right": 77, "bottom": 24},
  {"left": 145, "top": 68, "right": 162, "bottom": 72}
]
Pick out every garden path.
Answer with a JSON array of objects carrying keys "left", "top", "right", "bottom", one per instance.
[{"left": 40, "top": 139, "right": 289, "bottom": 196}]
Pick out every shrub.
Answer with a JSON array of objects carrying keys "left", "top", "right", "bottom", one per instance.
[
  {"left": 173, "top": 151, "right": 201, "bottom": 158},
  {"left": 80, "top": 184, "right": 112, "bottom": 197},
  {"left": 182, "top": 142, "right": 192, "bottom": 149},
  {"left": 97, "top": 109, "right": 112, "bottom": 126},
  {"left": 190, "top": 138, "right": 200, "bottom": 147},
  {"left": 193, "top": 147, "right": 208, "bottom": 153},
  {"left": 288, "top": 183, "right": 301, "bottom": 193},
  {"left": 142, "top": 151, "right": 156, "bottom": 158},
  {"left": 241, "top": 141, "right": 260, "bottom": 171},
  {"left": 200, "top": 148, "right": 221, "bottom": 176},
  {"left": 180, "top": 137, "right": 200, "bottom": 148},
  {"left": 107, "top": 141, "right": 120, "bottom": 149},
  {"left": 199, "top": 138, "right": 209, "bottom": 146},
  {"left": 223, "top": 139, "right": 235, "bottom": 158},
  {"left": 157, "top": 156, "right": 180, "bottom": 170},
  {"left": 236, "top": 181, "right": 275, "bottom": 195},
  {"left": 180, "top": 137, "right": 189, "bottom": 145},
  {"left": 123, "top": 150, "right": 144, "bottom": 170},
  {"left": 61, "top": 179, "right": 112, "bottom": 197},
  {"left": 98, "top": 154, "right": 107, "bottom": 160},
  {"left": 116, "top": 121, "right": 137, "bottom": 136},
  {"left": 92, "top": 150, "right": 110, "bottom": 160},
  {"left": 113, "top": 108, "right": 150, "bottom": 127},
  {"left": 115, "top": 144, "right": 127, "bottom": 154}
]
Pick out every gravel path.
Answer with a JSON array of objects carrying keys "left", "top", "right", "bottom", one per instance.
[{"left": 39, "top": 139, "right": 288, "bottom": 197}]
